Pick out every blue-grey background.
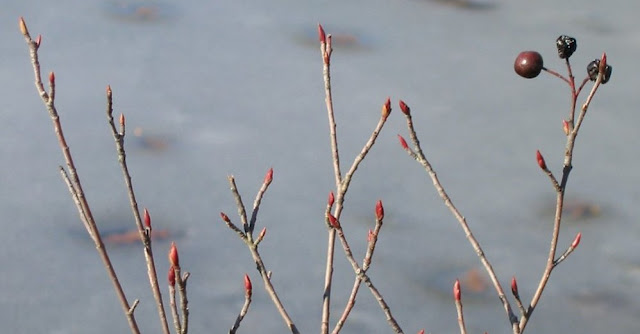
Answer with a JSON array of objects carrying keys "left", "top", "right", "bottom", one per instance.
[{"left": 1, "top": 1, "right": 639, "bottom": 333}]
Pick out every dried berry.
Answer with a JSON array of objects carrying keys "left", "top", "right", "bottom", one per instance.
[
  {"left": 514, "top": 51, "right": 544, "bottom": 79},
  {"left": 556, "top": 35, "right": 577, "bottom": 59},
  {"left": 587, "top": 59, "right": 612, "bottom": 84}
]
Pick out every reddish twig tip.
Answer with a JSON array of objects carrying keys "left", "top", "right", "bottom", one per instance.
[
  {"left": 328, "top": 191, "right": 335, "bottom": 208},
  {"left": 454, "top": 279, "right": 461, "bottom": 301},
  {"left": 375, "top": 200, "right": 384, "bottom": 221},
  {"left": 328, "top": 213, "right": 340, "bottom": 228},
  {"left": 562, "top": 119, "right": 570, "bottom": 135},
  {"left": 143, "top": 208, "right": 151, "bottom": 228},
  {"left": 572, "top": 232, "right": 582, "bottom": 249},
  {"left": 49, "top": 71, "right": 55, "bottom": 84},
  {"left": 382, "top": 97, "right": 392, "bottom": 120},
  {"left": 169, "top": 242, "right": 180, "bottom": 268},
  {"left": 511, "top": 276, "right": 518, "bottom": 296},
  {"left": 258, "top": 227, "right": 266, "bottom": 240},
  {"left": 398, "top": 135, "right": 409, "bottom": 150},
  {"left": 536, "top": 150, "right": 547, "bottom": 170},
  {"left": 318, "top": 24, "right": 326, "bottom": 43},
  {"left": 119, "top": 113, "right": 125, "bottom": 126},
  {"left": 220, "top": 212, "right": 231, "bottom": 223},
  {"left": 35, "top": 34, "right": 42, "bottom": 47},
  {"left": 264, "top": 167, "right": 273, "bottom": 185},
  {"left": 244, "top": 274, "right": 252, "bottom": 297},
  {"left": 417, "top": 330, "right": 425, "bottom": 334},
  {"left": 599, "top": 52, "right": 607, "bottom": 72},
  {"left": 106, "top": 85, "right": 112, "bottom": 97},
  {"left": 399, "top": 100, "right": 411, "bottom": 116}
]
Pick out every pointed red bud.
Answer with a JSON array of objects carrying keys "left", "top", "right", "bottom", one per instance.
[
  {"left": 169, "top": 242, "right": 180, "bottom": 268},
  {"left": 220, "top": 212, "right": 231, "bottom": 223},
  {"left": 328, "top": 191, "right": 335, "bottom": 208},
  {"left": 375, "top": 200, "right": 384, "bottom": 221},
  {"left": 119, "top": 113, "right": 125, "bottom": 126},
  {"left": 328, "top": 213, "right": 340, "bottom": 228},
  {"left": 381, "top": 97, "right": 391, "bottom": 120},
  {"left": 318, "top": 24, "right": 326, "bottom": 43},
  {"left": 264, "top": 167, "right": 273, "bottom": 185},
  {"left": 35, "top": 35, "right": 42, "bottom": 48},
  {"left": 454, "top": 279, "right": 461, "bottom": 301},
  {"left": 536, "top": 150, "right": 547, "bottom": 170},
  {"left": 19, "top": 17, "right": 28, "bottom": 36},
  {"left": 143, "top": 208, "right": 151, "bottom": 229},
  {"left": 258, "top": 227, "right": 266, "bottom": 240},
  {"left": 168, "top": 266, "right": 176, "bottom": 287},
  {"left": 599, "top": 52, "right": 607, "bottom": 73},
  {"left": 244, "top": 274, "right": 252, "bottom": 297},
  {"left": 417, "top": 330, "right": 425, "bottom": 334},
  {"left": 571, "top": 232, "right": 582, "bottom": 249},
  {"left": 511, "top": 276, "right": 518, "bottom": 296},
  {"left": 562, "top": 120, "right": 570, "bottom": 135},
  {"left": 399, "top": 100, "right": 411, "bottom": 116},
  {"left": 398, "top": 135, "right": 409, "bottom": 150},
  {"left": 49, "top": 71, "right": 55, "bottom": 85}
]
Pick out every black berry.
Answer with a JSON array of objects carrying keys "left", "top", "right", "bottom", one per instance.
[
  {"left": 514, "top": 51, "right": 544, "bottom": 79},
  {"left": 556, "top": 35, "right": 577, "bottom": 59},
  {"left": 587, "top": 59, "right": 612, "bottom": 84}
]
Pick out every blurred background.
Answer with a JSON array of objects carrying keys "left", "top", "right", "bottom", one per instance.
[{"left": 1, "top": 0, "right": 639, "bottom": 333}]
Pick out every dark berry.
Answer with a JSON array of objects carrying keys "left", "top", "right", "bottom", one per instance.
[
  {"left": 556, "top": 35, "right": 577, "bottom": 59},
  {"left": 587, "top": 59, "right": 612, "bottom": 84},
  {"left": 514, "top": 51, "right": 544, "bottom": 79}
]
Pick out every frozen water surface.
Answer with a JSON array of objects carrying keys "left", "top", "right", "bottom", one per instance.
[{"left": 1, "top": 0, "right": 640, "bottom": 333}]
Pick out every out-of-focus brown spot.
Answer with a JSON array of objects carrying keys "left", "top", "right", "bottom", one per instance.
[
  {"left": 461, "top": 268, "right": 489, "bottom": 293},
  {"left": 104, "top": 228, "right": 170, "bottom": 245}
]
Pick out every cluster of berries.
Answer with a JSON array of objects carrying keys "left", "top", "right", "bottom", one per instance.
[{"left": 514, "top": 35, "right": 612, "bottom": 83}]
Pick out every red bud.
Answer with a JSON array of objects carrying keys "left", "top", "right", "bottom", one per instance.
[
  {"left": 328, "top": 191, "right": 335, "bottom": 208},
  {"left": 511, "top": 276, "right": 518, "bottom": 296},
  {"left": 381, "top": 97, "right": 391, "bottom": 120},
  {"left": 168, "top": 266, "right": 176, "bottom": 287},
  {"left": 119, "top": 113, "right": 125, "bottom": 126},
  {"left": 375, "top": 200, "right": 384, "bottom": 221},
  {"left": 264, "top": 168, "right": 273, "bottom": 185},
  {"left": 318, "top": 24, "right": 326, "bottom": 43},
  {"left": 536, "top": 150, "right": 547, "bottom": 170},
  {"left": 417, "top": 330, "right": 425, "bottom": 334},
  {"left": 49, "top": 71, "right": 55, "bottom": 84},
  {"left": 399, "top": 100, "right": 411, "bottom": 115},
  {"left": 169, "top": 242, "right": 180, "bottom": 268},
  {"left": 35, "top": 34, "right": 42, "bottom": 47},
  {"left": 220, "top": 212, "right": 231, "bottom": 223},
  {"left": 562, "top": 120, "right": 570, "bottom": 135},
  {"left": 328, "top": 213, "right": 340, "bottom": 228},
  {"left": 143, "top": 208, "right": 151, "bottom": 229},
  {"left": 258, "top": 227, "right": 266, "bottom": 240},
  {"left": 19, "top": 17, "right": 28, "bottom": 35},
  {"left": 454, "top": 279, "right": 461, "bottom": 301},
  {"left": 244, "top": 274, "right": 252, "bottom": 297},
  {"left": 571, "top": 232, "right": 582, "bottom": 248},
  {"left": 599, "top": 52, "right": 607, "bottom": 73},
  {"left": 106, "top": 85, "right": 112, "bottom": 98},
  {"left": 398, "top": 135, "right": 409, "bottom": 150}
]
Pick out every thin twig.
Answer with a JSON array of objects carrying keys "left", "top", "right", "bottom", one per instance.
[
  {"left": 330, "top": 217, "right": 403, "bottom": 333},
  {"left": 19, "top": 17, "right": 141, "bottom": 334},
  {"left": 105, "top": 86, "right": 171, "bottom": 334},
  {"left": 223, "top": 177, "right": 300, "bottom": 334},
  {"left": 229, "top": 275, "right": 252, "bottom": 334},
  {"left": 333, "top": 211, "right": 384, "bottom": 334},
  {"left": 176, "top": 271, "right": 190, "bottom": 334},
  {"left": 453, "top": 280, "right": 467, "bottom": 334},
  {"left": 519, "top": 59, "right": 605, "bottom": 332},
  {"left": 169, "top": 281, "right": 182, "bottom": 334},
  {"left": 400, "top": 108, "right": 519, "bottom": 333},
  {"left": 319, "top": 24, "right": 339, "bottom": 334}
]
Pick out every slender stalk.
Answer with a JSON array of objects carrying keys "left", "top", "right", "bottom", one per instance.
[
  {"left": 19, "top": 17, "right": 140, "bottom": 334},
  {"left": 106, "top": 87, "right": 171, "bottom": 334}
]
